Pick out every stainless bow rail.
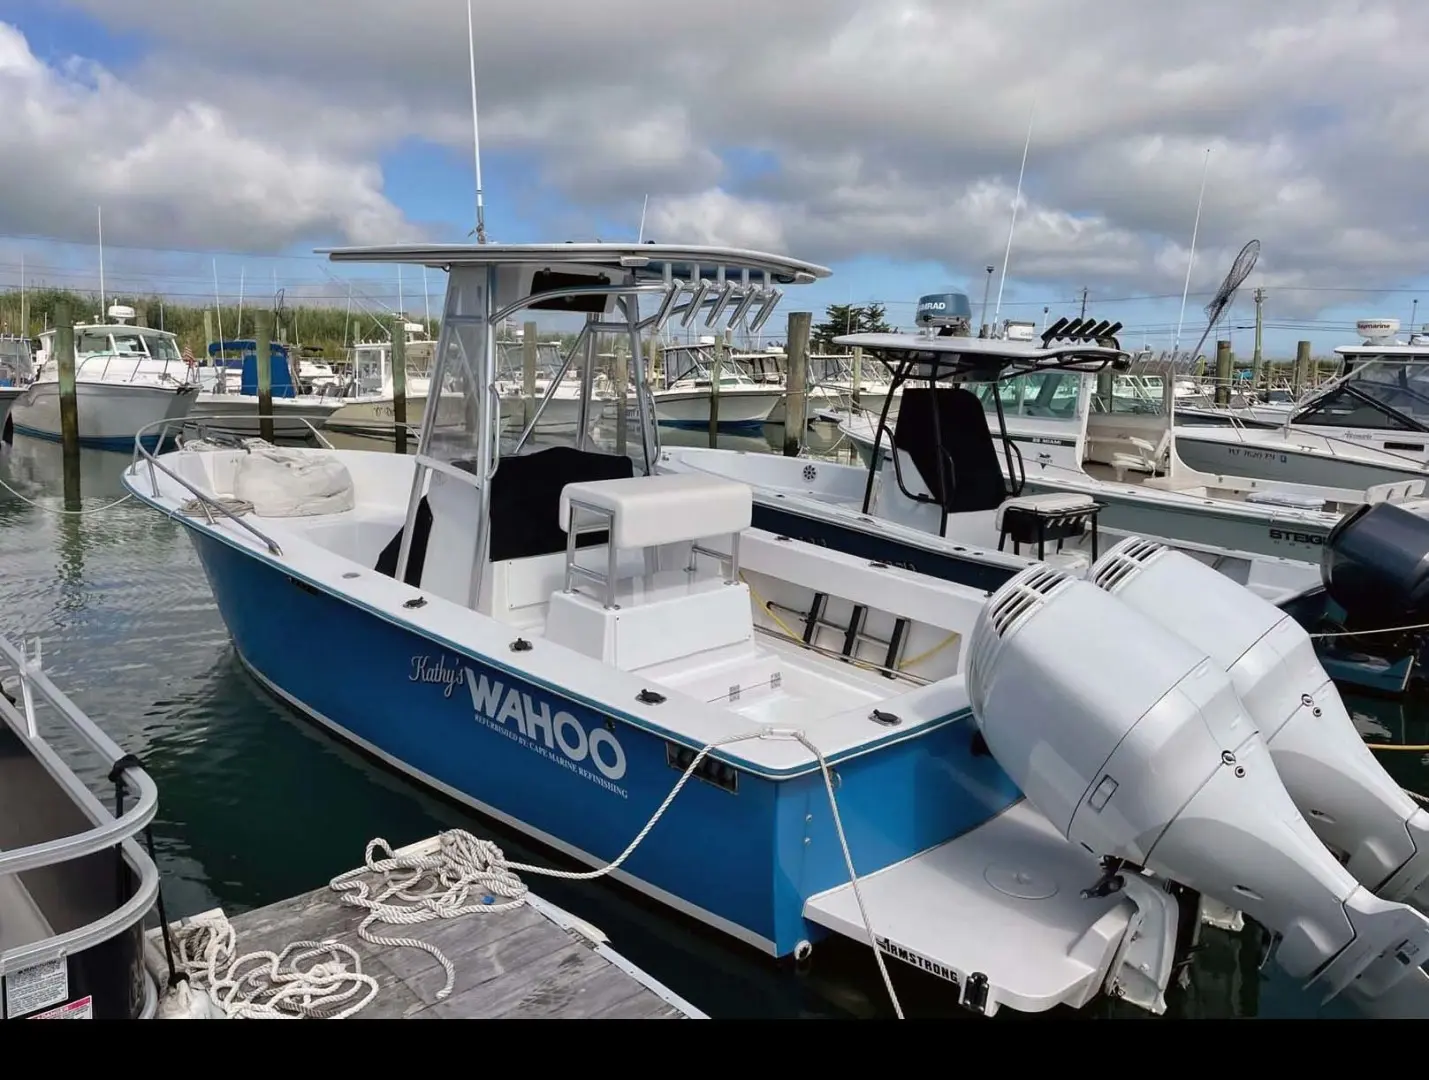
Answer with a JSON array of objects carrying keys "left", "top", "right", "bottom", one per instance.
[
  {"left": 0, "top": 634, "right": 163, "bottom": 1014},
  {"left": 128, "top": 414, "right": 340, "bottom": 558}
]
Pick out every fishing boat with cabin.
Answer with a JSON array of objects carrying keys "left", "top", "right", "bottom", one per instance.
[
  {"left": 11, "top": 306, "right": 199, "bottom": 451},
  {"left": 121, "top": 241, "right": 1429, "bottom": 1018}
]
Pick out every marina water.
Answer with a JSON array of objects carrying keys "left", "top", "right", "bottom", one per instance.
[{"left": 2, "top": 426, "right": 1410, "bottom": 1019}]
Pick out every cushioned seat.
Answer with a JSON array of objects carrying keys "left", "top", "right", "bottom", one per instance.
[{"left": 558, "top": 473, "right": 753, "bottom": 549}]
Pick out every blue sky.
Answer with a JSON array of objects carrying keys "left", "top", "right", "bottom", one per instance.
[{"left": 2, "top": 2, "right": 1426, "bottom": 359}]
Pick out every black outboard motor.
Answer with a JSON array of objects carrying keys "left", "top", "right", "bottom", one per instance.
[{"left": 1323, "top": 502, "right": 1429, "bottom": 635}]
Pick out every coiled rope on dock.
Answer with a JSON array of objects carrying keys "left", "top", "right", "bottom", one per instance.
[{"left": 164, "top": 915, "right": 379, "bottom": 1019}]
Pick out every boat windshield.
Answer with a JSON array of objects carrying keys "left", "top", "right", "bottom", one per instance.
[
  {"left": 971, "top": 370, "right": 1083, "bottom": 419},
  {"left": 74, "top": 329, "right": 181, "bottom": 361},
  {"left": 661, "top": 344, "right": 756, "bottom": 389},
  {"left": 1294, "top": 356, "right": 1429, "bottom": 430}
]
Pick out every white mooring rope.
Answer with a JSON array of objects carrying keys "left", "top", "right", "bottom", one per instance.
[
  {"left": 164, "top": 916, "right": 378, "bottom": 1019},
  {"left": 156, "top": 726, "right": 903, "bottom": 1019}
]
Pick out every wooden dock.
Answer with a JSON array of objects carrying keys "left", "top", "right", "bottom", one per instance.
[{"left": 152, "top": 838, "right": 703, "bottom": 1020}]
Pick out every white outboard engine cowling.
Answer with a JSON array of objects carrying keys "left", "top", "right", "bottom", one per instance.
[
  {"left": 966, "top": 565, "right": 1429, "bottom": 1011},
  {"left": 1088, "top": 537, "right": 1429, "bottom": 909}
]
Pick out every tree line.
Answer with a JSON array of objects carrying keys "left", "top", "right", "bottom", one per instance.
[{"left": 0, "top": 286, "right": 425, "bottom": 358}]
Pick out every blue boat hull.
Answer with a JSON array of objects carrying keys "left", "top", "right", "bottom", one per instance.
[
  {"left": 12, "top": 425, "right": 171, "bottom": 453},
  {"left": 186, "top": 527, "right": 1021, "bottom": 955}
]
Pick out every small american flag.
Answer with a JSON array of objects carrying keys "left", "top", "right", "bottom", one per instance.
[{"left": 182, "top": 345, "right": 195, "bottom": 365}]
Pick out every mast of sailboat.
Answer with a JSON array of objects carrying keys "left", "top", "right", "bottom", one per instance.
[
  {"left": 992, "top": 100, "right": 1036, "bottom": 333},
  {"left": 212, "top": 259, "right": 226, "bottom": 359},
  {"left": 467, "top": 0, "right": 486, "bottom": 244},
  {"left": 637, "top": 194, "right": 650, "bottom": 243},
  {"left": 97, "top": 205, "right": 105, "bottom": 315},
  {"left": 1173, "top": 148, "right": 1212, "bottom": 363}
]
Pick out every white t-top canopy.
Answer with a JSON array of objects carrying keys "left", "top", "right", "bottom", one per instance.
[
  {"left": 835, "top": 331, "right": 1130, "bottom": 382},
  {"left": 322, "top": 242, "right": 831, "bottom": 286}
]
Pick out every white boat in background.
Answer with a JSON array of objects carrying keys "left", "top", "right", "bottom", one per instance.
[
  {"left": 495, "top": 338, "right": 587, "bottom": 436},
  {"left": 832, "top": 337, "right": 1423, "bottom": 566},
  {"left": 294, "top": 348, "right": 340, "bottom": 392},
  {"left": 121, "top": 239, "right": 1429, "bottom": 1020},
  {"left": 323, "top": 326, "right": 464, "bottom": 445},
  {"left": 187, "top": 339, "right": 345, "bottom": 440},
  {"left": 653, "top": 340, "right": 782, "bottom": 429},
  {"left": 0, "top": 334, "right": 34, "bottom": 440},
  {"left": 9, "top": 306, "right": 199, "bottom": 451},
  {"left": 1173, "top": 319, "right": 1429, "bottom": 489},
  {"left": 734, "top": 347, "right": 839, "bottom": 426}
]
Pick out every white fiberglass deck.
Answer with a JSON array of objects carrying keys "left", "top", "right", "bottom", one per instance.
[{"left": 804, "top": 800, "right": 1133, "bottom": 1015}]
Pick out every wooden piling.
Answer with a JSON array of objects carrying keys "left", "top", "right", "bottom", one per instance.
[
  {"left": 522, "top": 321, "right": 538, "bottom": 428},
  {"left": 1293, "top": 340, "right": 1311, "bottom": 397},
  {"left": 254, "top": 310, "right": 275, "bottom": 444},
  {"left": 851, "top": 346, "right": 863, "bottom": 411},
  {"left": 707, "top": 337, "right": 723, "bottom": 448},
  {"left": 203, "top": 310, "right": 214, "bottom": 353},
  {"left": 783, "top": 312, "right": 811, "bottom": 456},
  {"left": 54, "top": 304, "right": 80, "bottom": 505},
  {"left": 391, "top": 320, "right": 408, "bottom": 455},
  {"left": 1214, "top": 339, "right": 1232, "bottom": 407}
]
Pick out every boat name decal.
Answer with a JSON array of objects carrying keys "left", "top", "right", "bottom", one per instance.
[
  {"left": 874, "top": 935, "right": 960, "bottom": 985},
  {"left": 409, "top": 658, "right": 630, "bottom": 796},
  {"left": 410, "top": 654, "right": 466, "bottom": 697}
]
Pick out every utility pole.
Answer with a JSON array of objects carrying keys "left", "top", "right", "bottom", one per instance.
[
  {"left": 1252, "top": 287, "right": 1265, "bottom": 391},
  {"left": 1079, "top": 287, "right": 1088, "bottom": 318}
]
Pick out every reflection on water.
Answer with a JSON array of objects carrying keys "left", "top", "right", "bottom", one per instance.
[{"left": 1, "top": 428, "right": 1425, "bottom": 1018}]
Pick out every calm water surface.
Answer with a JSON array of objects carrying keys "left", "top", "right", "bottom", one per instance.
[{"left": 1, "top": 427, "right": 1422, "bottom": 1019}]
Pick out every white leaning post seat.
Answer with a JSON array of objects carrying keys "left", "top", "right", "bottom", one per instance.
[
  {"left": 558, "top": 473, "right": 754, "bottom": 608},
  {"left": 993, "top": 492, "right": 1099, "bottom": 533}
]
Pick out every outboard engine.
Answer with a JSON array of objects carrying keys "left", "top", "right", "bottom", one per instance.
[
  {"left": 1088, "top": 536, "right": 1429, "bottom": 910},
  {"left": 966, "top": 564, "right": 1429, "bottom": 1013},
  {"left": 1323, "top": 501, "right": 1429, "bottom": 640}
]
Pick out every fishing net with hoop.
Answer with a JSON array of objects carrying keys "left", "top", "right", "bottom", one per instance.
[{"left": 1184, "top": 239, "right": 1260, "bottom": 365}]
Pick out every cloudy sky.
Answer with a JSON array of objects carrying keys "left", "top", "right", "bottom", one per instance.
[{"left": 1, "top": 0, "right": 1426, "bottom": 354}]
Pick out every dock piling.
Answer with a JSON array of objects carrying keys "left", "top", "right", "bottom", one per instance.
[
  {"left": 708, "top": 336, "right": 723, "bottom": 448},
  {"left": 783, "top": 311, "right": 811, "bottom": 456},
  {"left": 1214, "top": 339, "right": 1232, "bottom": 407},
  {"left": 254, "top": 310, "right": 275, "bottom": 444},
  {"left": 54, "top": 304, "right": 81, "bottom": 505},
  {"left": 392, "top": 320, "right": 408, "bottom": 455},
  {"left": 522, "top": 321, "right": 538, "bottom": 428}
]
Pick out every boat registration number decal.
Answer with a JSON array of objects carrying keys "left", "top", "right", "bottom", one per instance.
[
  {"left": 4, "top": 957, "right": 67, "bottom": 1018},
  {"left": 411, "top": 654, "right": 629, "bottom": 798},
  {"left": 1226, "top": 447, "right": 1289, "bottom": 463},
  {"left": 1268, "top": 529, "right": 1324, "bottom": 545}
]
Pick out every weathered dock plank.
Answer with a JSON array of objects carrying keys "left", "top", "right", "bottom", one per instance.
[{"left": 159, "top": 841, "right": 701, "bottom": 1020}]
